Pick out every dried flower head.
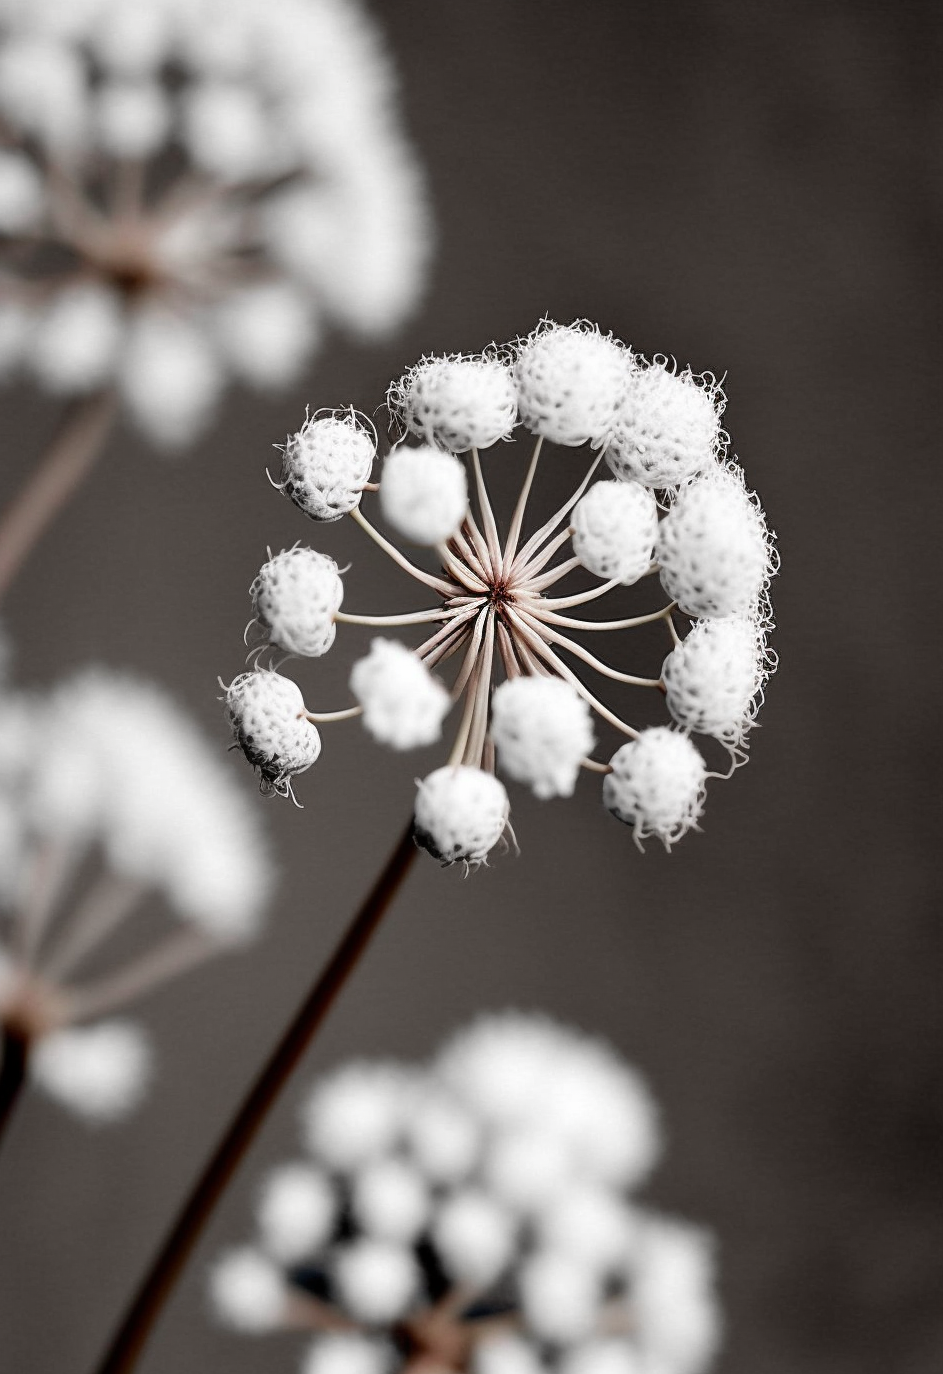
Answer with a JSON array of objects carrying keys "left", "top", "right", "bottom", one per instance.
[{"left": 225, "top": 317, "right": 777, "bottom": 862}]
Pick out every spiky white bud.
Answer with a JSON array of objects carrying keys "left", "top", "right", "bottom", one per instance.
[
  {"left": 225, "top": 670, "right": 321, "bottom": 796},
  {"left": 606, "top": 364, "right": 723, "bottom": 489},
  {"left": 251, "top": 547, "right": 343, "bottom": 658},
  {"left": 303, "top": 1062, "right": 411, "bottom": 1173},
  {"left": 209, "top": 1245, "right": 287, "bottom": 1332},
  {"left": 604, "top": 729, "right": 706, "bottom": 849},
  {"left": 301, "top": 1334, "right": 392, "bottom": 1374},
  {"left": 514, "top": 321, "right": 629, "bottom": 448},
  {"left": 29, "top": 283, "right": 123, "bottom": 394},
  {"left": 333, "top": 1238, "right": 419, "bottom": 1324},
  {"left": 413, "top": 766, "right": 509, "bottom": 866},
  {"left": 632, "top": 1221, "right": 721, "bottom": 1374},
  {"left": 663, "top": 617, "right": 769, "bottom": 744},
  {"left": 379, "top": 445, "right": 468, "bottom": 545},
  {"left": 95, "top": 80, "right": 171, "bottom": 159},
  {"left": 0, "top": 150, "right": 44, "bottom": 233},
  {"left": 390, "top": 354, "right": 518, "bottom": 453},
  {"left": 520, "top": 1250, "right": 601, "bottom": 1344},
  {"left": 433, "top": 1188, "right": 516, "bottom": 1287},
  {"left": 571, "top": 480, "right": 658, "bottom": 584},
  {"left": 256, "top": 1163, "right": 337, "bottom": 1265},
  {"left": 657, "top": 467, "right": 773, "bottom": 618},
  {"left": 352, "top": 1157, "right": 430, "bottom": 1244},
  {"left": 281, "top": 410, "right": 376, "bottom": 523},
  {"left": 30, "top": 1020, "right": 152, "bottom": 1123},
  {"left": 350, "top": 639, "right": 450, "bottom": 750},
  {"left": 491, "top": 678, "right": 594, "bottom": 799}
]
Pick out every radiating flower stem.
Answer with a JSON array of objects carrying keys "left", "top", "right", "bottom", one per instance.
[
  {"left": 91, "top": 821, "right": 418, "bottom": 1374},
  {"left": 0, "top": 390, "right": 117, "bottom": 605}
]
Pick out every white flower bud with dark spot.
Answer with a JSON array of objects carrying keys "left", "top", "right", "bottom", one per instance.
[
  {"left": 663, "top": 617, "right": 769, "bottom": 744},
  {"left": 491, "top": 677, "right": 593, "bottom": 799},
  {"left": 225, "top": 670, "right": 321, "bottom": 797},
  {"left": 251, "top": 547, "right": 343, "bottom": 658},
  {"left": 350, "top": 639, "right": 450, "bottom": 750},
  {"left": 571, "top": 480, "right": 658, "bottom": 584},
  {"left": 606, "top": 364, "right": 723, "bottom": 489},
  {"left": 413, "top": 766, "right": 509, "bottom": 866},
  {"left": 389, "top": 353, "right": 517, "bottom": 452},
  {"left": 281, "top": 410, "right": 376, "bottom": 523},
  {"left": 514, "top": 321, "right": 630, "bottom": 448},
  {"left": 379, "top": 445, "right": 468, "bottom": 545},
  {"left": 604, "top": 729, "right": 706, "bottom": 850}
]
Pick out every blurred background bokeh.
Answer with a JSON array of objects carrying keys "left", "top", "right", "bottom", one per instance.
[{"left": 0, "top": 2, "right": 940, "bottom": 1372}]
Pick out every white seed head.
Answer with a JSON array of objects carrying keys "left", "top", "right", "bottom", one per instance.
[
  {"left": 520, "top": 1250, "right": 601, "bottom": 1345},
  {"left": 302, "top": 1062, "right": 412, "bottom": 1172},
  {"left": 29, "top": 282, "right": 123, "bottom": 394},
  {"left": 413, "top": 766, "right": 509, "bottom": 867},
  {"left": 604, "top": 729, "right": 707, "bottom": 850},
  {"left": 352, "top": 1156, "right": 430, "bottom": 1244},
  {"left": 281, "top": 410, "right": 377, "bottom": 523},
  {"left": 0, "top": 36, "right": 87, "bottom": 152},
  {"left": 215, "top": 281, "right": 317, "bottom": 390},
  {"left": 474, "top": 1337, "right": 546, "bottom": 1374},
  {"left": 379, "top": 444, "right": 468, "bottom": 545},
  {"left": 490, "top": 677, "right": 594, "bottom": 800},
  {"left": 403, "top": 1086, "right": 480, "bottom": 1184},
  {"left": 225, "top": 670, "right": 321, "bottom": 797},
  {"left": 182, "top": 80, "right": 273, "bottom": 183},
  {"left": 350, "top": 639, "right": 450, "bottom": 750},
  {"left": 571, "top": 480, "right": 658, "bottom": 584},
  {"left": 484, "top": 1125, "right": 574, "bottom": 1213},
  {"left": 656, "top": 466, "right": 774, "bottom": 618},
  {"left": 95, "top": 80, "right": 171, "bottom": 159},
  {"left": 559, "top": 1340, "right": 642, "bottom": 1374},
  {"left": 436, "top": 1012, "right": 570, "bottom": 1127},
  {"left": 333, "top": 1238, "right": 419, "bottom": 1325},
  {"left": 256, "top": 1162, "right": 337, "bottom": 1265},
  {"left": 432, "top": 1188, "right": 516, "bottom": 1287},
  {"left": 390, "top": 353, "right": 518, "bottom": 453},
  {"left": 208, "top": 1245, "right": 287, "bottom": 1333},
  {"left": 251, "top": 546, "right": 343, "bottom": 658},
  {"left": 606, "top": 364, "right": 723, "bottom": 489},
  {"left": 301, "top": 1334, "right": 393, "bottom": 1374},
  {"left": 514, "top": 321, "right": 630, "bottom": 448},
  {"left": 0, "top": 149, "right": 44, "bottom": 233},
  {"left": 120, "top": 306, "right": 224, "bottom": 449},
  {"left": 663, "top": 617, "right": 770, "bottom": 744},
  {"left": 88, "top": 0, "right": 174, "bottom": 75},
  {"left": 539, "top": 1187, "right": 639, "bottom": 1274},
  {"left": 30, "top": 1020, "right": 152, "bottom": 1123},
  {"left": 633, "top": 1220, "right": 721, "bottom": 1374}
]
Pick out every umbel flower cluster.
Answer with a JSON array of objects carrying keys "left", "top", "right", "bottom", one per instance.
[
  {"left": 0, "top": 0, "right": 430, "bottom": 446},
  {"left": 225, "top": 319, "right": 777, "bottom": 864},
  {"left": 0, "top": 664, "right": 271, "bottom": 1120},
  {"left": 210, "top": 1012, "right": 721, "bottom": 1374}
]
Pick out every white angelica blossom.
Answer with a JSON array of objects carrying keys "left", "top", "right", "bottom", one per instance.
[
  {"left": 571, "top": 480, "right": 658, "bottom": 584},
  {"left": 350, "top": 639, "right": 450, "bottom": 750},
  {"left": 379, "top": 445, "right": 469, "bottom": 546},
  {"left": 280, "top": 410, "right": 377, "bottom": 523},
  {"left": 211, "top": 1013, "right": 721, "bottom": 1374},
  {"left": 389, "top": 353, "right": 518, "bottom": 453},
  {"left": 225, "top": 669, "right": 322, "bottom": 797},
  {"left": 251, "top": 546, "right": 344, "bottom": 659},
  {"left": 604, "top": 729, "right": 707, "bottom": 850},
  {"left": 662, "top": 617, "right": 770, "bottom": 746},
  {"left": 491, "top": 678, "right": 594, "bottom": 800},
  {"left": 413, "top": 766, "right": 510, "bottom": 867},
  {"left": 514, "top": 321, "right": 630, "bottom": 447},
  {"left": 606, "top": 364, "right": 724, "bottom": 489}
]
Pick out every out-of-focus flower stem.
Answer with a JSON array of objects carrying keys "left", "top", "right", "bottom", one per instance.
[
  {"left": 91, "top": 820, "right": 418, "bottom": 1374},
  {"left": 0, "top": 390, "right": 117, "bottom": 605},
  {"left": 0, "top": 1022, "right": 29, "bottom": 1152}
]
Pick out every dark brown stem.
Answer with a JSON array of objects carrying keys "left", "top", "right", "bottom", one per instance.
[
  {"left": 92, "top": 821, "right": 418, "bottom": 1374},
  {"left": 0, "top": 1022, "right": 29, "bottom": 1152},
  {"left": 0, "top": 390, "right": 117, "bottom": 605}
]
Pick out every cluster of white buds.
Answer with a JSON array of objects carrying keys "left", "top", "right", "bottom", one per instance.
[
  {"left": 209, "top": 1011, "right": 721, "bottom": 1374},
  {"left": 0, "top": 666, "right": 271, "bottom": 1121},
  {"left": 0, "top": 0, "right": 430, "bottom": 446},
  {"left": 224, "top": 318, "right": 777, "bottom": 863}
]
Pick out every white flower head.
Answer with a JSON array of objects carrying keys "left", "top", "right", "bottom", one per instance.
[
  {"left": 350, "top": 639, "right": 450, "bottom": 750},
  {"left": 606, "top": 363, "right": 725, "bottom": 489},
  {"left": 604, "top": 729, "right": 707, "bottom": 850},
  {"left": 539, "top": 1187, "right": 639, "bottom": 1274},
  {"left": 352, "top": 1156, "right": 430, "bottom": 1244},
  {"left": 280, "top": 409, "right": 377, "bottom": 524},
  {"left": 403, "top": 1086, "right": 480, "bottom": 1184},
  {"left": 333, "top": 1238, "right": 420, "bottom": 1325},
  {"left": 475, "top": 1338, "right": 546, "bottom": 1374},
  {"left": 632, "top": 1220, "right": 722, "bottom": 1374},
  {"left": 0, "top": 148, "right": 44, "bottom": 232},
  {"left": 413, "top": 766, "right": 509, "bottom": 867},
  {"left": 208, "top": 1245, "right": 288, "bottom": 1333},
  {"left": 251, "top": 546, "right": 344, "bottom": 658},
  {"left": 302, "top": 1061, "right": 413, "bottom": 1173},
  {"left": 663, "top": 617, "right": 770, "bottom": 745},
  {"left": 432, "top": 1188, "right": 516, "bottom": 1286},
  {"left": 513, "top": 320, "right": 630, "bottom": 447},
  {"left": 491, "top": 677, "right": 594, "bottom": 799},
  {"left": 216, "top": 282, "right": 318, "bottom": 390},
  {"left": 119, "top": 305, "right": 225, "bottom": 451},
  {"left": 520, "top": 1249, "right": 601, "bottom": 1344},
  {"left": 29, "top": 281, "right": 123, "bottom": 393},
  {"left": 379, "top": 444, "right": 469, "bottom": 545},
  {"left": 302, "top": 1334, "right": 393, "bottom": 1374},
  {"left": 225, "top": 669, "right": 321, "bottom": 798},
  {"left": 30, "top": 1019, "right": 152, "bottom": 1123},
  {"left": 256, "top": 1163, "right": 337, "bottom": 1265},
  {"left": 571, "top": 480, "right": 658, "bottom": 584},
  {"left": 389, "top": 352, "right": 518, "bottom": 453},
  {"left": 95, "top": 78, "right": 171, "bottom": 158}
]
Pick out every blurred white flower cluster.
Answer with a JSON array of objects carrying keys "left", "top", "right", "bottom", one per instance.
[
  {"left": 0, "top": 663, "right": 271, "bottom": 1121},
  {"left": 225, "top": 320, "right": 777, "bottom": 864},
  {"left": 210, "top": 1011, "right": 721, "bottom": 1374},
  {"left": 0, "top": 0, "right": 431, "bottom": 446}
]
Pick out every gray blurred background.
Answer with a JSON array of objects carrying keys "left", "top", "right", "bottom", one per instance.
[{"left": 1, "top": 1, "right": 940, "bottom": 1372}]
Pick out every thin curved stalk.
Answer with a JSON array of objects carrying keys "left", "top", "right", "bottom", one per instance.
[
  {"left": 335, "top": 609, "right": 447, "bottom": 629},
  {"left": 502, "top": 435, "right": 543, "bottom": 572},
  {"left": 511, "top": 455, "right": 601, "bottom": 575},
  {"left": 470, "top": 448, "right": 501, "bottom": 568},
  {"left": 349, "top": 508, "right": 458, "bottom": 597},
  {"left": 532, "top": 602, "right": 677, "bottom": 632}
]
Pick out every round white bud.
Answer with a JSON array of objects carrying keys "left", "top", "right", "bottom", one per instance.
[
  {"left": 120, "top": 306, "right": 224, "bottom": 448},
  {"left": 30, "top": 1020, "right": 152, "bottom": 1123},
  {"left": 520, "top": 1250, "right": 601, "bottom": 1345},
  {"left": 656, "top": 467, "right": 773, "bottom": 618},
  {"left": 413, "top": 766, "right": 509, "bottom": 866},
  {"left": 603, "top": 729, "right": 706, "bottom": 850},
  {"left": 606, "top": 364, "right": 723, "bottom": 488},
  {"left": 352, "top": 1157, "right": 430, "bottom": 1244},
  {"left": 404, "top": 1088, "right": 480, "bottom": 1184},
  {"left": 95, "top": 81, "right": 171, "bottom": 159},
  {"left": 484, "top": 1125, "right": 574, "bottom": 1213},
  {"left": 663, "top": 617, "right": 768, "bottom": 744},
  {"left": 301, "top": 1334, "right": 392, "bottom": 1374},
  {"left": 333, "top": 1238, "right": 419, "bottom": 1324},
  {"left": 256, "top": 1163, "right": 337, "bottom": 1265},
  {"left": 225, "top": 670, "right": 321, "bottom": 797},
  {"left": 216, "top": 282, "right": 317, "bottom": 390},
  {"left": 514, "top": 321, "right": 630, "bottom": 447},
  {"left": 474, "top": 1338, "right": 546, "bottom": 1374},
  {"left": 559, "top": 1340, "right": 642, "bottom": 1374},
  {"left": 390, "top": 354, "right": 517, "bottom": 452},
  {"left": 491, "top": 677, "right": 594, "bottom": 799},
  {"left": 303, "top": 1062, "right": 411, "bottom": 1172},
  {"left": 29, "top": 283, "right": 123, "bottom": 394},
  {"left": 571, "top": 480, "right": 658, "bottom": 584},
  {"left": 0, "top": 150, "right": 44, "bottom": 233},
  {"left": 281, "top": 410, "right": 376, "bottom": 523},
  {"left": 432, "top": 1188, "right": 516, "bottom": 1287},
  {"left": 350, "top": 639, "right": 450, "bottom": 750},
  {"left": 379, "top": 444, "right": 468, "bottom": 545},
  {"left": 208, "top": 1245, "right": 287, "bottom": 1332},
  {"left": 182, "top": 81, "right": 272, "bottom": 183},
  {"left": 632, "top": 1220, "right": 721, "bottom": 1374},
  {"left": 251, "top": 547, "right": 343, "bottom": 658},
  {"left": 539, "top": 1187, "right": 639, "bottom": 1274}
]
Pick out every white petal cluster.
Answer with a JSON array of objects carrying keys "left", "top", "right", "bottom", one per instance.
[
  {"left": 603, "top": 729, "right": 707, "bottom": 850},
  {"left": 389, "top": 353, "right": 518, "bottom": 453},
  {"left": 491, "top": 678, "right": 594, "bottom": 799},
  {"left": 663, "top": 617, "right": 769, "bottom": 745},
  {"left": 0, "top": 0, "right": 431, "bottom": 445},
  {"left": 30, "top": 1020, "right": 152, "bottom": 1123},
  {"left": 606, "top": 364, "right": 723, "bottom": 489},
  {"left": 379, "top": 445, "right": 469, "bottom": 545},
  {"left": 226, "top": 669, "right": 322, "bottom": 799},
  {"left": 251, "top": 546, "right": 344, "bottom": 658},
  {"left": 281, "top": 410, "right": 377, "bottom": 523},
  {"left": 571, "top": 480, "right": 658, "bottom": 584},
  {"left": 514, "top": 321, "right": 630, "bottom": 447},
  {"left": 350, "top": 639, "right": 450, "bottom": 749},
  {"left": 413, "top": 766, "right": 509, "bottom": 867},
  {"left": 212, "top": 1013, "right": 716, "bottom": 1374},
  {"left": 657, "top": 466, "right": 774, "bottom": 619}
]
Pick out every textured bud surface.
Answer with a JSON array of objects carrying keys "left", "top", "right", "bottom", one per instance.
[
  {"left": 281, "top": 411, "right": 376, "bottom": 523},
  {"left": 514, "top": 321, "right": 629, "bottom": 447},
  {"left": 663, "top": 618, "right": 767, "bottom": 744},
  {"left": 604, "top": 729, "right": 707, "bottom": 849},
  {"left": 413, "top": 766, "right": 509, "bottom": 865},
  {"left": 379, "top": 445, "right": 468, "bottom": 545},
  {"left": 251, "top": 546, "right": 343, "bottom": 658},
  {"left": 226, "top": 670, "right": 321, "bottom": 796},
  {"left": 571, "top": 480, "right": 658, "bottom": 583},
  {"left": 657, "top": 467, "right": 772, "bottom": 618},
  {"left": 390, "top": 354, "right": 518, "bottom": 452},
  {"left": 606, "top": 365, "right": 723, "bottom": 489},
  {"left": 350, "top": 639, "right": 450, "bottom": 749},
  {"left": 491, "top": 677, "right": 594, "bottom": 799}
]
